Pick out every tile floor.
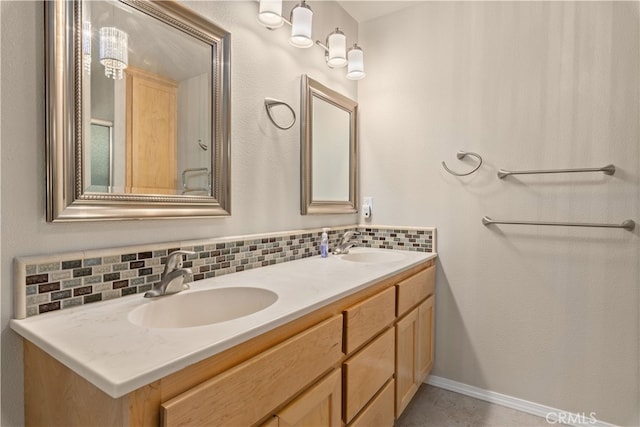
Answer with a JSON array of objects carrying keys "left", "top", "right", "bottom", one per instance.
[{"left": 395, "top": 385, "right": 551, "bottom": 427}]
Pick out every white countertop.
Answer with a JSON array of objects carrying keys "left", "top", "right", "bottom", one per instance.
[{"left": 11, "top": 248, "right": 436, "bottom": 398}]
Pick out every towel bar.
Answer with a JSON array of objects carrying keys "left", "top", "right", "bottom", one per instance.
[
  {"left": 482, "top": 216, "right": 635, "bottom": 231},
  {"left": 497, "top": 164, "right": 615, "bottom": 179}
]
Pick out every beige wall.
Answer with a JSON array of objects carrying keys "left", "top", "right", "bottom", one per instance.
[
  {"left": 359, "top": 2, "right": 639, "bottom": 425},
  {"left": 0, "top": 1, "right": 357, "bottom": 424}
]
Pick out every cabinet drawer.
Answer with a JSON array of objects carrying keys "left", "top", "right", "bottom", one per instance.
[
  {"left": 343, "top": 327, "right": 395, "bottom": 423},
  {"left": 277, "top": 369, "right": 342, "bottom": 427},
  {"left": 348, "top": 379, "right": 394, "bottom": 427},
  {"left": 161, "top": 315, "right": 343, "bottom": 427},
  {"left": 344, "top": 286, "right": 396, "bottom": 354},
  {"left": 396, "top": 265, "right": 435, "bottom": 317}
]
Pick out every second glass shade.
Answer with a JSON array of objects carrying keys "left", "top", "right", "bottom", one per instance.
[
  {"left": 290, "top": 1, "right": 313, "bottom": 48},
  {"left": 327, "top": 28, "right": 347, "bottom": 68}
]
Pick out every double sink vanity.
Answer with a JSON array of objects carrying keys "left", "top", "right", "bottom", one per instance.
[{"left": 12, "top": 247, "right": 436, "bottom": 426}]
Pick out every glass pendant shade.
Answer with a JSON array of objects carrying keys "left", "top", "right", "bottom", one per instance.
[
  {"left": 99, "top": 27, "right": 129, "bottom": 80},
  {"left": 258, "top": 0, "right": 283, "bottom": 28},
  {"left": 82, "top": 21, "right": 92, "bottom": 74},
  {"left": 289, "top": 1, "right": 313, "bottom": 48},
  {"left": 326, "top": 28, "right": 347, "bottom": 68},
  {"left": 346, "top": 44, "right": 365, "bottom": 80}
]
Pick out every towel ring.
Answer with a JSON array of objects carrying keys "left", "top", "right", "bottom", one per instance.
[
  {"left": 264, "top": 98, "right": 296, "bottom": 130},
  {"left": 442, "top": 150, "right": 483, "bottom": 176}
]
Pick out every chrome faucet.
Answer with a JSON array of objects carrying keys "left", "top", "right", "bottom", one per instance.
[
  {"left": 332, "top": 230, "right": 360, "bottom": 255},
  {"left": 144, "top": 250, "right": 195, "bottom": 298}
]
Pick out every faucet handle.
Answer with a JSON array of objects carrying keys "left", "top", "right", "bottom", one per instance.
[{"left": 164, "top": 250, "right": 196, "bottom": 272}]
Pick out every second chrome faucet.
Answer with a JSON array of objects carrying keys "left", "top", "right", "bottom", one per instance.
[{"left": 332, "top": 230, "right": 360, "bottom": 255}]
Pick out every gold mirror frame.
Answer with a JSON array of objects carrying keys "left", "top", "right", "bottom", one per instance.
[
  {"left": 45, "top": 0, "right": 231, "bottom": 221},
  {"left": 300, "top": 75, "right": 358, "bottom": 215}
]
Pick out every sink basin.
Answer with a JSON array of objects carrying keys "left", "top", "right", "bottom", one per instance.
[
  {"left": 339, "top": 249, "right": 406, "bottom": 264},
  {"left": 128, "top": 287, "right": 278, "bottom": 329}
]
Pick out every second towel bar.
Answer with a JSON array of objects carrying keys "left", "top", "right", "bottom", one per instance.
[
  {"left": 498, "top": 164, "right": 615, "bottom": 179},
  {"left": 482, "top": 216, "right": 635, "bottom": 231}
]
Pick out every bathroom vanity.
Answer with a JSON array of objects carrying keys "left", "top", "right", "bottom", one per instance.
[{"left": 13, "top": 248, "right": 436, "bottom": 426}]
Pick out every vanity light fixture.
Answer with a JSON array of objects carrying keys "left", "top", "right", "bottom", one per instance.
[
  {"left": 257, "top": 0, "right": 284, "bottom": 28},
  {"left": 289, "top": 0, "right": 314, "bottom": 48},
  {"left": 256, "top": 1, "right": 365, "bottom": 79},
  {"left": 99, "top": 26, "right": 129, "bottom": 80}
]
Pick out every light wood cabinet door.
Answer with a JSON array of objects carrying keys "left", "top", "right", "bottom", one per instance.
[
  {"left": 395, "top": 294, "right": 435, "bottom": 418},
  {"left": 395, "top": 308, "right": 419, "bottom": 417},
  {"left": 276, "top": 370, "right": 342, "bottom": 427},
  {"left": 417, "top": 295, "right": 435, "bottom": 382}
]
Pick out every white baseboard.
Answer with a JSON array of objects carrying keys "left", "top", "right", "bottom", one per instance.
[{"left": 425, "top": 375, "right": 618, "bottom": 427}]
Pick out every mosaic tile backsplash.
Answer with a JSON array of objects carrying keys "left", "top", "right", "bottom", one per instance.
[{"left": 16, "top": 225, "right": 435, "bottom": 318}]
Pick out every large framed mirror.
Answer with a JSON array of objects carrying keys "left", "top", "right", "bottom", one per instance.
[
  {"left": 300, "top": 75, "right": 358, "bottom": 215},
  {"left": 46, "top": 0, "right": 231, "bottom": 221}
]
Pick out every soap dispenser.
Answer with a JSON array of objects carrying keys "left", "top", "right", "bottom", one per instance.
[{"left": 320, "top": 228, "right": 330, "bottom": 258}]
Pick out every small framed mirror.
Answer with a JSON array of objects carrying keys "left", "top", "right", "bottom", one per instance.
[
  {"left": 46, "top": 0, "right": 231, "bottom": 221},
  {"left": 300, "top": 75, "right": 358, "bottom": 215}
]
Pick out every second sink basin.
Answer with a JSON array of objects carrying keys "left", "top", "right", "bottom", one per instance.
[
  {"left": 339, "top": 249, "right": 407, "bottom": 264},
  {"left": 128, "top": 287, "right": 278, "bottom": 329}
]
